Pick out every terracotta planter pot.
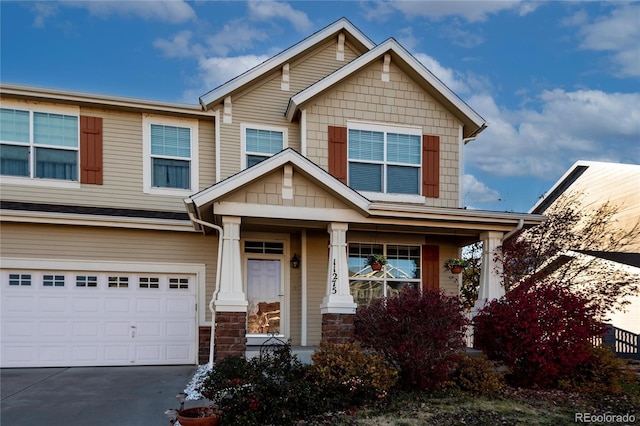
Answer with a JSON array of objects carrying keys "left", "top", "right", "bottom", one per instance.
[
  {"left": 371, "top": 263, "right": 383, "bottom": 271},
  {"left": 450, "top": 266, "right": 463, "bottom": 274},
  {"left": 176, "top": 407, "right": 221, "bottom": 426}
]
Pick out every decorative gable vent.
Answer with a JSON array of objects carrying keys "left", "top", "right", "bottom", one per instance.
[{"left": 337, "top": 32, "right": 345, "bottom": 61}]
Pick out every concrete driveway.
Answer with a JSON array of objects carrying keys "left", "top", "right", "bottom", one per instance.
[{"left": 1, "top": 365, "right": 205, "bottom": 426}]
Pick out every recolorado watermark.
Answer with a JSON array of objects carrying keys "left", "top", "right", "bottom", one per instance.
[{"left": 575, "top": 412, "right": 636, "bottom": 423}]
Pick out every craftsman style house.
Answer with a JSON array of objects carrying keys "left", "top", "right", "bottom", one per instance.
[{"left": 0, "top": 19, "right": 544, "bottom": 367}]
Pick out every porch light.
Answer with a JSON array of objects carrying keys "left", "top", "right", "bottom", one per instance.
[{"left": 290, "top": 253, "right": 300, "bottom": 269}]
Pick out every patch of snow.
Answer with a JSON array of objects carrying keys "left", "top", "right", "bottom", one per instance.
[{"left": 183, "top": 364, "right": 212, "bottom": 401}]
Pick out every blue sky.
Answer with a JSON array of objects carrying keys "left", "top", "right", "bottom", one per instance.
[{"left": 2, "top": 1, "right": 639, "bottom": 213}]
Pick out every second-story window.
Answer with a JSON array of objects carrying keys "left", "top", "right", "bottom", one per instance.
[
  {"left": 150, "top": 124, "right": 191, "bottom": 189},
  {"left": 1, "top": 108, "right": 79, "bottom": 181},
  {"left": 143, "top": 115, "right": 198, "bottom": 195},
  {"left": 242, "top": 124, "right": 286, "bottom": 168},
  {"left": 348, "top": 123, "right": 421, "bottom": 195}
]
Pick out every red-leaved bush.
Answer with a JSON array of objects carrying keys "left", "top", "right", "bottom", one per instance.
[
  {"left": 474, "top": 280, "right": 606, "bottom": 388},
  {"left": 354, "top": 287, "right": 469, "bottom": 390}
]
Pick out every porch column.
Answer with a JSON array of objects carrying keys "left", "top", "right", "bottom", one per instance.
[
  {"left": 473, "top": 231, "right": 504, "bottom": 316},
  {"left": 214, "top": 216, "right": 247, "bottom": 360},
  {"left": 320, "top": 223, "right": 357, "bottom": 344}
]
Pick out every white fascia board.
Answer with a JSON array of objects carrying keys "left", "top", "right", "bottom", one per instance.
[
  {"left": 286, "top": 39, "right": 485, "bottom": 130},
  {"left": 369, "top": 202, "right": 546, "bottom": 226},
  {"left": 1, "top": 210, "right": 195, "bottom": 232},
  {"left": 189, "top": 148, "right": 370, "bottom": 215},
  {"left": 1, "top": 83, "right": 213, "bottom": 118},
  {"left": 199, "top": 18, "right": 375, "bottom": 109}
]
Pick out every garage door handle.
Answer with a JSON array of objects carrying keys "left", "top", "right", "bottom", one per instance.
[{"left": 131, "top": 326, "right": 136, "bottom": 338}]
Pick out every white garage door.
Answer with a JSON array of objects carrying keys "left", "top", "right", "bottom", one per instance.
[{"left": 1, "top": 269, "right": 197, "bottom": 367}]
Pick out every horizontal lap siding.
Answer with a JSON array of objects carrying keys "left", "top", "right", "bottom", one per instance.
[
  {"left": 0, "top": 105, "right": 215, "bottom": 213},
  {"left": 305, "top": 231, "right": 328, "bottom": 345},
  {"left": 0, "top": 222, "right": 219, "bottom": 322},
  {"left": 218, "top": 41, "right": 361, "bottom": 181}
]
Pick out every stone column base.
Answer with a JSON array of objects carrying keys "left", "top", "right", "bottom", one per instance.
[
  {"left": 214, "top": 312, "right": 247, "bottom": 362},
  {"left": 321, "top": 313, "right": 355, "bottom": 344}
]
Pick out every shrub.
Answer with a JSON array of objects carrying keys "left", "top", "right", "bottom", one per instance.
[
  {"left": 310, "top": 341, "right": 398, "bottom": 408},
  {"left": 199, "top": 344, "right": 329, "bottom": 425},
  {"left": 474, "top": 280, "right": 606, "bottom": 388},
  {"left": 558, "top": 346, "right": 635, "bottom": 394},
  {"left": 354, "top": 287, "right": 469, "bottom": 391},
  {"left": 450, "top": 353, "right": 504, "bottom": 395}
]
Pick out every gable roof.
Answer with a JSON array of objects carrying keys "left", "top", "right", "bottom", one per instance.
[
  {"left": 285, "top": 38, "right": 486, "bottom": 138},
  {"left": 199, "top": 18, "right": 375, "bottom": 109},
  {"left": 531, "top": 160, "right": 640, "bottom": 214},
  {"left": 186, "top": 147, "right": 371, "bottom": 215}
]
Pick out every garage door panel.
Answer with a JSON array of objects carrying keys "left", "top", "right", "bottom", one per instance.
[
  {"left": 105, "top": 298, "right": 131, "bottom": 312},
  {"left": 73, "top": 321, "right": 101, "bottom": 337},
  {"left": 1, "top": 269, "right": 197, "bottom": 367},
  {"left": 136, "top": 298, "right": 162, "bottom": 313},
  {"left": 39, "top": 321, "right": 68, "bottom": 338},
  {"left": 3, "top": 295, "right": 36, "bottom": 313}
]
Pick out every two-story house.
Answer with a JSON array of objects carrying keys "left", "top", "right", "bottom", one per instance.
[{"left": 0, "top": 18, "right": 545, "bottom": 367}]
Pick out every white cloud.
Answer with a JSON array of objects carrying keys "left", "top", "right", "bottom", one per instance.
[
  {"left": 247, "top": 0, "right": 312, "bottom": 32},
  {"left": 413, "top": 53, "right": 470, "bottom": 95},
  {"left": 391, "top": 0, "right": 532, "bottom": 23},
  {"left": 463, "top": 174, "right": 501, "bottom": 206},
  {"left": 154, "top": 30, "right": 204, "bottom": 58},
  {"left": 465, "top": 89, "right": 640, "bottom": 179},
  {"left": 205, "top": 21, "right": 269, "bottom": 56},
  {"left": 570, "top": 4, "right": 640, "bottom": 77},
  {"left": 31, "top": 0, "right": 196, "bottom": 25},
  {"left": 78, "top": 0, "right": 196, "bottom": 24},
  {"left": 198, "top": 54, "right": 271, "bottom": 90}
]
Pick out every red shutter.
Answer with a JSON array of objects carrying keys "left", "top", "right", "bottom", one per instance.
[
  {"left": 422, "top": 135, "right": 439, "bottom": 198},
  {"left": 422, "top": 245, "right": 440, "bottom": 292},
  {"left": 80, "top": 116, "right": 103, "bottom": 185},
  {"left": 328, "top": 126, "right": 347, "bottom": 184}
]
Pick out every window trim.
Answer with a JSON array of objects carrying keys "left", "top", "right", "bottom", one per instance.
[
  {"left": 240, "top": 123, "right": 288, "bottom": 170},
  {"left": 142, "top": 114, "right": 199, "bottom": 196},
  {"left": 346, "top": 121, "right": 424, "bottom": 201},
  {"left": 0, "top": 101, "right": 81, "bottom": 188}
]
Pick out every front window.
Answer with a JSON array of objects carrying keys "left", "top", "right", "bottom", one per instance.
[
  {"left": 348, "top": 243, "right": 421, "bottom": 307},
  {"left": 1, "top": 108, "right": 79, "bottom": 181},
  {"left": 150, "top": 124, "right": 191, "bottom": 189},
  {"left": 348, "top": 123, "right": 421, "bottom": 195},
  {"left": 242, "top": 124, "right": 286, "bottom": 168},
  {"left": 143, "top": 115, "right": 198, "bottom": 195}
]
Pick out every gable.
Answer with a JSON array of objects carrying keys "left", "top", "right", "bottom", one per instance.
[{"left": 217, "top": 166, "right": 352, "bottom": 211}]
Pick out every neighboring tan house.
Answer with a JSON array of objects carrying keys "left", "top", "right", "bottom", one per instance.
[
  {"left": 530, "top": 161, "right": 640, "bottom": 337},
  {"left": 0, "top": 18, "right": 544, "bottom": 367}
]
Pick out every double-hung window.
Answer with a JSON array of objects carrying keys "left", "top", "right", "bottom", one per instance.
[
  {"left": 348, "top": 243, "right": 421, "bottom": 307},
  {"left": 242, "top": 124, "right": 286, "bottom": 168},
  {"left": 1, "top": 107, "right": 79, "bottom": 181},
  {"left": 348, "top": 123, "right": 421, "bottom": 195},
  {"left": 143, "top": 115, "right": 198, "bottom": 194}
]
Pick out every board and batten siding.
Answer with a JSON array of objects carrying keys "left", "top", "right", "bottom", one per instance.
[
  {"left": 1, "top": 222, "right": 219, "bottom": 323},
  {"left": 305, "top": 61, "right": 462, "bottom": 208},
  {"left": 216, "top": 40, "right": 362, "bottom": 181},
  {"left": 0, "top": 102, "right": 215, "bottom": 213}
]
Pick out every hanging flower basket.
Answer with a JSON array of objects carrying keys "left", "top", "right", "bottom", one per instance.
[
  {"left": 444, "top": 258, "right": 467, "bottom": 274},
  {"left": 366, "top": 254, "right": 387, "bottom": 271}
]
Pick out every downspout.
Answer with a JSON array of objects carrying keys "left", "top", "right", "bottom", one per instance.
[
  {"left": 187, "top": 209, "right": 223, "bottom": 368},
  {"left": 502, "top": 219, "right": 524, "bottom": 242}
]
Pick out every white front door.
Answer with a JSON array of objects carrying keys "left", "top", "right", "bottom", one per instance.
[{"left": 246, "top": 259, "right": 283, "bottom": 336}]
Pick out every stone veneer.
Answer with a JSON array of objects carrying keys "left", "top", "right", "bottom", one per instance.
[
  {"left": 214, "top": 312, "right": 247, "bottom": 362},
  {"left": 321, "top": 313, "right": 355, "bottom": 344}
]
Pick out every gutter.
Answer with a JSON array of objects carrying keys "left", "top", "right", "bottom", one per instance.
[
  {"left": 186, "top": 206, "right": 223, "bottom": 367},
  {"left": 501, "top": 218, "right": 524, "bottom": 243}
]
